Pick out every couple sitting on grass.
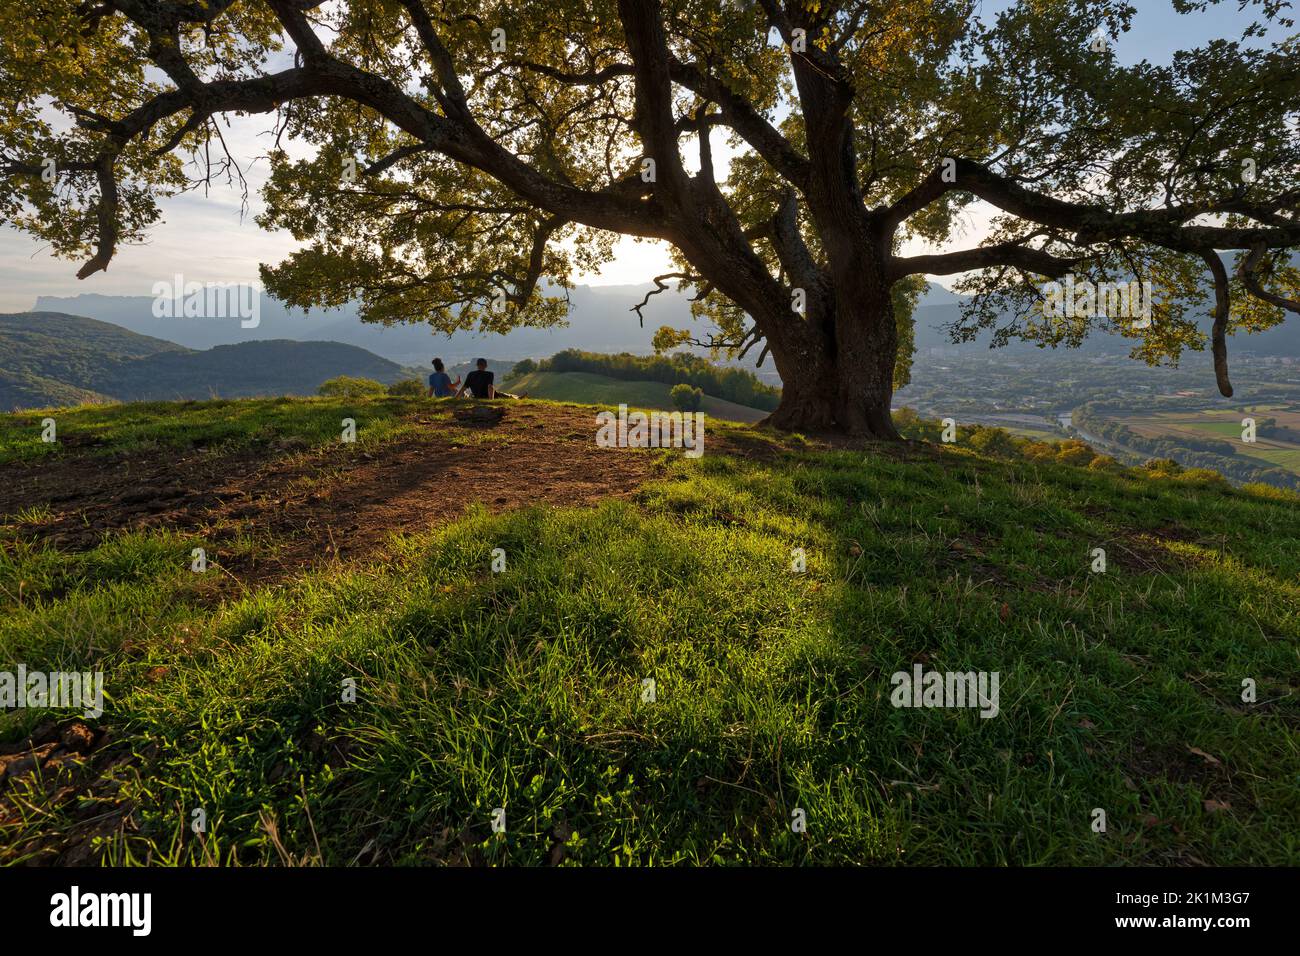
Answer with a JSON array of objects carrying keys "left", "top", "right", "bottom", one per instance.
[{"left": 427, "top": 357, "right": 526, "bottom": 400}]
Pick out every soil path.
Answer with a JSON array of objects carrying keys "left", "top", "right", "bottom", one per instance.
[{"left": 1, "top": 403, "right": 676, "bottom": 584}]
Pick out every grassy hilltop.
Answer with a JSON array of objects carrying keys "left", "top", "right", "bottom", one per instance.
[{"left": 1, "top": 395, "right": 1297, "bottom": 865}]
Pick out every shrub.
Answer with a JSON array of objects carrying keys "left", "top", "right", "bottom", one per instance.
[
  {"left": 1055, "top": 439, "right": 1097, "bottom": 467},
  {"left": 1087, "top": 455, "right": 1120, "bottom": 472},
  {"left": 510, "top": 358, "right": 538, "bottom": 378},
  {"left": 1143, "top": 458, "right": 1183, "bottom": 475},
  {"left": 386, "top": 379, "right": 425, "bottom": 397},
  {"left": 1022, "top": 441, "right": 1057, "bottom": 462},
  {"left": 1179, "top": 467, "right": 1229, "bottom": 486},
  {"left": 319, "top": 376, "right": 387, "bottom": 398},
  {"left": 1144, "top": 455, "right": 1185, "bottom": 473},
  {"left": 670, "top": 383, "right": 703, "bottom": 412},
  {"left": 1241, "top": 481, "right": 1300, "bottom": 502},
  {"left": 892, "top": 407, "right": 920, "bottom": 430},
  {"left": 967, "top": 425, "right": 1020, "bottom": 458}
]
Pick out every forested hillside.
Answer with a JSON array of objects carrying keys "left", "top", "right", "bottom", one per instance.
[{"left": 0, "top": 312, "right": 415, "bottom": 410}]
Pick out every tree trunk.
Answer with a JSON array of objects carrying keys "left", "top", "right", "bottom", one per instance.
[{"left": 761, "top": 268, "right": 900, "bottom": 440}]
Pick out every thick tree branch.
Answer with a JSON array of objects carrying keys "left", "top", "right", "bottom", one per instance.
[
  {"left": 509, "top": 214, "right": 565, "bottom": 306},
  {"left": 666, "top": 58, "right": 810, "bottom": 190},
  {"left": 1201, "top": 250, "right": 1234, "bottom": 397},
  {"left": 491, "top": 53, "right": 811, "bottom": 189},
  {"left": 885, "top": 158, "right": 1300, "bottom": 253},
  {"left": 770, "top": 188, "right": 823, "bottom": 293},
  {"left": 75, "top": 154, "right": 119, "bottom": 278},
  {"left": 617, "top": 0, "right": 691, "bottom": 202},
  {"left": 395, "top": 0, "right": 470, "bottom": 118},
  {"left": 890, "top": 239, "right": 1083, "bottom": 280}
]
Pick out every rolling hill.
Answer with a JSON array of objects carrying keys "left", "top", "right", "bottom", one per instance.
[
  {"left": 506, "top": 369, "right": 769, "bottom": 422},
  {"left": 30, "top": 282, "right": 680, "bottom": 367},
  {"left": 0, "top": 312, "right": 420, "bottom": 410},
  {"left": 0, "top": 394, "right": 1296, "bottom": 865}
]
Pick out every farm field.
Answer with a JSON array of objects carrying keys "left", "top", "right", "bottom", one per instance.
[{"left": 1113, "top": 407, "right": 1300, "bottom": 474}]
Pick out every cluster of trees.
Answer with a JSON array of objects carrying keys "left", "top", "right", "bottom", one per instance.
[
  {"left": 524, "top": 350, "right": 781, "bottom": 411},
  {"left": 1075, "top": 404, "right": 1300, "bottom": 490}
]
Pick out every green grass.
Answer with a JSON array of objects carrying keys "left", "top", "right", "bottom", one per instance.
[
  {"left": 1000, "top": 426, "right": 1062, "bottom": 441},
  {"left": 1244, "top": 447, "right": 1300, "bottom": 471},
  {"left": 508, "top": 370, "right": 768, "bottom": 423},
  {"left": 0, "top": 394, "right": 452, "bottom": 465},
  {"left": 2, "top": 396, "right": 1297, "bottom": 865}
]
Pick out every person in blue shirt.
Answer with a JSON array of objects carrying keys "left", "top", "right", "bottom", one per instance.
[{"left": 427, "top": 357, "right": 460, "bottom": 398}]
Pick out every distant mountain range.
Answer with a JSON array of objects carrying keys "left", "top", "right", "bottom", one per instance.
[
  {"left": 33, "top": 268, "right": 1300, "bottom": 374},
  {"left": 31, "top": 283, "right": 678, "bottom": 369},
  {"left": 0, "top": 312, "right": 419, "bottom": 411}
]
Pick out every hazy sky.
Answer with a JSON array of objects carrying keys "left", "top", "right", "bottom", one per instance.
[{"left": 0, "top": 1, "right": 1277, "bottom": 313}]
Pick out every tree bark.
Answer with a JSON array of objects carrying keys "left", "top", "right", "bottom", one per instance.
[{"left": 760, "top": 263, "right": 900, "bottom": 440}]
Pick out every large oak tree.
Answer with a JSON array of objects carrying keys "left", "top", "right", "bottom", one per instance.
[{"left": 3, "top": 0, "right": 1298, "bottom": 435}]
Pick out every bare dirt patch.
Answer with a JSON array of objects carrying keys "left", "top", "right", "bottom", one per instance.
[
  {"left": 1, "top": 403, "right": 677, "bottom": 583},
  {"left": 1107, "top": 528, "right": 1208, "bottom": 575},
  {"left": 0, "top": 719, "right": 142, "bottom": 865}
]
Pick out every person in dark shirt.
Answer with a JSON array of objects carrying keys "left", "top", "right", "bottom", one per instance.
[
  {"left": 427, "top": 357, "right": 460, "bottom": 398},
  {"left": 455, "top": 358, "right": 526, "bottom": 400}
]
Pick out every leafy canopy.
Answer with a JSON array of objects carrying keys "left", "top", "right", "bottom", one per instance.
[{"left": 1, "top": 0, "right": 1297, "bottom": 394}]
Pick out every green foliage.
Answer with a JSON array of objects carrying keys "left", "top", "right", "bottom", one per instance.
[
  {"left": 965, "top": 425, "right": 1021, "bottom": 458},
  {"left": 3, "top": 0, "right": 1296, "bottom": 413},
  {"left": 510, "top": 358, "right": 538, "bottom": 378},
  {"left": 894, "top": 407, "right": 1279, "bottom": 494},
  {"left": 386, "top": 378, "right": 425, "bottom": 397},
  {"left": 669, "top": 383, "right": 703, "bottom": 412},
  {"left": 1242, "top": 481, "right": 1300, "bottom": 503},
  {"left": 1144, "top": 458, "right": 1184, "bottom": 475},
  {"left": 318, "top": 376, "right": 387, "bottom": 398},
  {"left": 889, "top": 273, "right": 925, "bottom": 389},
  {"left": 1054, "top": 439, "right": 1098, "bottom": 467}
]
